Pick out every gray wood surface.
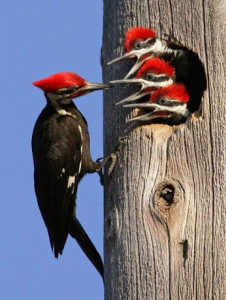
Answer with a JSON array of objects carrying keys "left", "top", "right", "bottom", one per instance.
[{"left": 102, "top": 1, "right": 225, "bottom": 299}]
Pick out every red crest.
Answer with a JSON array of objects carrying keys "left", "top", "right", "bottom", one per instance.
[
  {"left": 151, "top": 84, "right": 189, "bottom": 103},
  {"left": 33, "top": 72, "right": 86, "bottom": 92},
  {"left": 124, "top": 27, "right": 156, "bottom": 52},
  {"left": 136, "top": 58, "right": 175, "bottom": 78}
]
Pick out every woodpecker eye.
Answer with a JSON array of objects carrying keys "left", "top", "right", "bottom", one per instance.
[
  {"left": 56, "top": 86, "right": 78, "bottom": 95},
  {"left": 134, "top": 41, "right": 143, "bottom": 50},
  {"left": 146, "top": 73, "right": 155, "bottom": 81},
  {"left": 159, "top": 98, "right": 167, "bottom": 105}
]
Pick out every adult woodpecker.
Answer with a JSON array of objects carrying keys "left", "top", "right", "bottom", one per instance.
[
  {"left": 108, "top": 27, "right": 206, "bottom": 112},
  {"left": 124, "top": 83, "right": 190, "bottom": 124},
  {"left": 111, "top": 57, "right": 175, "bottom": 105},
  {"left": 32, "top": 72, "right": 112, "bottom": 278}
]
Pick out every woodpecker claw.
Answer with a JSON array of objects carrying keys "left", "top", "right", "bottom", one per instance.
[
  {"left": 95, "top": 137, "right": 127, "bottom": 184},
  {"left": 96, "top": 157, "right": 104, "bottom": 164},
  {"left": 96, "top": 157, "right": 108, "bottom": 185},
  {"left": 107, "top": 136, "right": 128, "bottom": 177}
]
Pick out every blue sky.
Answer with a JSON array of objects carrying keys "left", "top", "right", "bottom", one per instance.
[{"left": 1, "top": 1, "right": 106, "bottom": 299}]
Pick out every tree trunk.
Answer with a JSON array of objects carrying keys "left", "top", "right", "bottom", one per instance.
[{"left": 102, "top": 1, "right": 225, "bottom": 299}]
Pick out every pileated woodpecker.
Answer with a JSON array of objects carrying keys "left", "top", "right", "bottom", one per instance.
[
  {"left": 108, "top": 26, "right": 206, "bottom": 113},
  {"left": 111, "top": 57, "right": 175, "bottom": 105},
  {"left": 124, "top": 83, "right": 190, "bottom": 123},
  {"left": 108, "top": 27, "right": 158, "bottom": 79},
  {"left": 32, "top": 72, "right": 112, "bottom": 279}
]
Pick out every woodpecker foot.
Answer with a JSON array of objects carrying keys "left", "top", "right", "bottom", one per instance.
[
  {"left": 96, "top": 136, "right": 127, "bottom": 184},
  {"left": 96, "top": 158, "right": 105, "bottom": 185},
  {"left": 107, "top": 136, "right": 127, "bottom": 177},
  {"left": 163, "top": 33, "right": 184, "bottom": 48}
]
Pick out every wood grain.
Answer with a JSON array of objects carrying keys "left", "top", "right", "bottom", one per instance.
[{"left": 102, "top": 1, "right": 225, "bottom": 299}]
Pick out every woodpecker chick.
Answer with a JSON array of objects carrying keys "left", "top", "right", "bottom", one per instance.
[
  {"left": 108, "top": 27, "right": 173, "bottom": 79},
  {"left": 32, "top": 72, "right": 112, "bottom": 278},
  {"left": 109, "top": 26, "right": 206, "bottom": 112},
  {"left": 124, "top": 83, "right": 190, "bottom": 123},
  {"left": 111, "top": 57, "right": 175, "bottom": 105}
]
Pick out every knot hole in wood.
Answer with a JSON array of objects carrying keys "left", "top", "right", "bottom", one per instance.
[
  {"left": 153, "top": 178, "right": 184, "bottom": 224},
  {"left": 160, "top": 184, "right": 175, "bottom": 204}
]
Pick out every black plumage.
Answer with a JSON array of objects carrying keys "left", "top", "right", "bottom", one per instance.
[
  {"left": 32, "top": 101, "right": 104, "bottom": 277},
  {"left": 158, "top": 39, "right": 207, "bottom": 113}
]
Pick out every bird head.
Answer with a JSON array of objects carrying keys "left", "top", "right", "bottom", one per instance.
[
  {"left": 108, "top": 27, "right": 167, "bottom": 78},
  {"left": 111, "top": 58, "right": 175, "bottom": 105},
  {"left": 33, "top": 72, "right": 112, "bottom": 103},
  {"left": 124, "top": 83, "right": 190, "bottom": 123},
  {"left": 124, "top": 27, "right": 156, "bottom": 52}
]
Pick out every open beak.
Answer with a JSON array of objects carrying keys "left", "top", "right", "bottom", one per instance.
[
  {"left": 123, "top": 102, "right": 158, "bottom": 108},
  {"left": 107, "top": 51, "right": 137, "bottom": 65},
  {"left": 110, "top": 78, "right": 157, "bottom": 105},
  {"left": 80, "top": 81, "right": 113, "bottom": 93},
  {"left": 108, "top": 48, "right": 153, "bottom": 79},
  {"left": 127, "top": 110, "right": 160, "bottom": 122},
  {"left": 116, "top": 90, "right": 149, "bottom": 105},
  {"left": 124, "top": 102, "right": 169, "bottom": 122},
  {"left": 108, "top": 47, "right": 152, "bottom": 65},
  {"left": 110, "top": 78, "right": 144, "bottom": 85},
  {"left": 125, "top": 101, "right": 189, "bottom": 122},
  {"left": 124, "top": 60, "right": 146, "bottom": 79}
]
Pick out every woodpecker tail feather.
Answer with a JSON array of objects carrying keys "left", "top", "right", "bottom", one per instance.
[{"left": 69, "top": 217, "right": 104, "bottom": 280}]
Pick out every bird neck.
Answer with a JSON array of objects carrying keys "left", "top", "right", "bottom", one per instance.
[
  {"left": 151, "top": 39, "right": 174, "bottom": 54},
  {"left": 45, "top": 93, "right": 77, "bottom": 118}
]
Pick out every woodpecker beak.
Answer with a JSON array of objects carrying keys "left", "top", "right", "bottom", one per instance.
[
  {"left": 126, "top": 105, "right": 170, "bottom": 122},
  {"left": 124, "top": 102, "right": 189, "bottom": 122},
  {"left": 110, "top": 78, "right": 145, "bottom": 85},
  {"left": 115, "top": 90, "right": 152, "bottom": 105},
  {"left": 108, "top": 47, "right": 153, "bottom": 65},
  {"left": 108, "top": 39, "right": 166, "bottom": 79},
  {"left": 80, "top": 81, "right": 113, "bottom": 93},
  {"left": 124, "top": 60, "right": 148, "bottom": 79},
  {"left": 124, "top": 102, "right": 176, "bottom": 111},
  {"left": 110, "top": 78, "right": 159, "bottom": 105},
  {"left": 47, "top": 82, "right": 113, "bottom": 103},
  {"left": 127, "top": 110, "right": 160, "bottom": 122},
  {"left": 124, "top": 102, "right": 163, "bottom": 122},
  {"left": 108, "top": 48, "right": 155, "bottom": 79},
  {"left": 107, "top": 51, "right": 137, "bottom": 65}
]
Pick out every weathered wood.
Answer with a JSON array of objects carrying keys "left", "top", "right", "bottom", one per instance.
[{"left": 102, "top": 1, "right": 225, "bottom": 299}]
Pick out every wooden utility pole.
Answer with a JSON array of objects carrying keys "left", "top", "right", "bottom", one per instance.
[{"left": 102, "top": 1, "right": 225, "bottom": 299}]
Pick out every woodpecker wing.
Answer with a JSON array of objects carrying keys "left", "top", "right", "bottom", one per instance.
[{"left": 32, "top": 107, "right": 83, "bottom": 257}]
